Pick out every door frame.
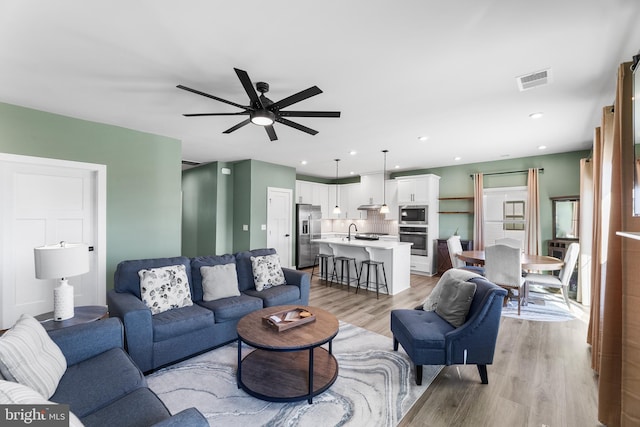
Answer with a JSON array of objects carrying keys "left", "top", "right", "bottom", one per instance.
[
  {"left": 266, "top": 187, "right": 293, "bottom": 267},
  {"left": 0, "top": 153, "right": 107, "bottom": 324}
]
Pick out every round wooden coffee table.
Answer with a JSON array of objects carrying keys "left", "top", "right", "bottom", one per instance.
[{"left": 236, "top": 305, "right": 339, "bottom": 404}]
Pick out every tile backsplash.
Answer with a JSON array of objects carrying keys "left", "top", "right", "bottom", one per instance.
[{"left": 324, "top": 211, "right": 398, "bottom": 235}]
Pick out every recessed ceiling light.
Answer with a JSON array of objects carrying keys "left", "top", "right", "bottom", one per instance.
[
  {"left": 454, "top": 156, "right": 462, "bottom": 161},
  {"left": 529, "top": 112, "right": 544, "bottom": 119},
  {"left": 300, "top": 160, "right": 307, "bottom": 165},
  {"left": 538, "top": 145, "right": 547, "bottom": 150},
  {"left": 394, "top": 165, "right": 400, "bottom": 169},
  {"left": 418, "top": 136, "right": 429, "bottom": 142},
  {"left": 349, "top": 171, "right": 355, "bottom": 175},
  {"left": 349, "top": 150, "right": 357, "bottom": 155}
]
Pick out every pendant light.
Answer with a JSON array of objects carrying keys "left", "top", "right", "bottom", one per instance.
[
  {"left": 332, "top": 159, "right": 341, "bottom": 214},
  {"left": 380, "top": 150, "right": 390, "bottom": 214}
]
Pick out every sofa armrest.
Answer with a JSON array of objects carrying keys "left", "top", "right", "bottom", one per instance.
[
  {"left": 48, "top": 317, "right": 124, "bottom": 366},
  {"left": 107, "top": 289, "right": 154, "bottom": 372},
  {"left": 151, "top": 408, "right": 208, "bottom": 427},
  {"left": 282, "top": 268, "right": 310, "bottom": 304}
]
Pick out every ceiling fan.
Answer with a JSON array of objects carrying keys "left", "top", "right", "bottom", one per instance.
[{"left": 177, "top": 68, "right": 341, "bottom": 141}]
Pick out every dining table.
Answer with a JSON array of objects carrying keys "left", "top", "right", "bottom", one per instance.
[{"left": 457, "top": 250, "right": 564, "bottom": 271}]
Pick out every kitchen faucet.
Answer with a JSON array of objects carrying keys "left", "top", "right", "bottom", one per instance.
[{"left": 348, "top": 223, "right": 358, "bottom": 241}]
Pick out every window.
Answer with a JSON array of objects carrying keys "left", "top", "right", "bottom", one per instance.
[
  {"left": 503, "top": 200, "right": 525, "bottom": 230},
  {"left": 483, "top": 186, "right": 527, "bottom": 245}
]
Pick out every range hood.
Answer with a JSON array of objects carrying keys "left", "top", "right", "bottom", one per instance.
[{"left": 358, "top": 204, "right": 383, "bottom": 210}]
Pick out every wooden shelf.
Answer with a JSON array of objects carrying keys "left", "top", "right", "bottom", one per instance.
[
  {"left": 438, "top": 196, "right": 474, "bottom": 200},
  {"left": 438, "top": 196, "right": 474, "bottom": 214},
  {"left": 438, "top": 211, "right": 474, "bottom": 214}
]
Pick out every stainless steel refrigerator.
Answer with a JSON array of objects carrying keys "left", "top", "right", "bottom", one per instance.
[{"left": 295, "top": 204, "right": 322, "bottom": 269}]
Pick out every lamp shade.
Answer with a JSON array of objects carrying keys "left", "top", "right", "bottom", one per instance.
[{"left": 34, "top": 242, "right": 89, "bottom": 279}]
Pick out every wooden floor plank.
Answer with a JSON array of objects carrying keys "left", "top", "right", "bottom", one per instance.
[{"left": 306, "top": 268, "right": 601, "bottom": 426}]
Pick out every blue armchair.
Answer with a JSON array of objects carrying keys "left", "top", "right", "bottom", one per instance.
[{"left": 390, "top": 276, "right": 507, "bottom": 385}]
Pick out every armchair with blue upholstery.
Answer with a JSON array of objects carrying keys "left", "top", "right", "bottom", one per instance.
[{"left": 390, "top": 274, "right": 507, "bottom": 385}]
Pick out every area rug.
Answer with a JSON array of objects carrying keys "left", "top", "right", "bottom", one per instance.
[
  {"left": 501, "top": 286, "right": 576, "bottom": 322},
  {"left": 146, "top": 322, "right": 441, "bottom": 427}
]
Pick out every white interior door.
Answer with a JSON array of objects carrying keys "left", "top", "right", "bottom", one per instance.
[
  {"left": 267, "top": 187, "right": 293, "bottom": 268},
  {"left": 0, "top": 154, "right": 106, "bottom": 329}
]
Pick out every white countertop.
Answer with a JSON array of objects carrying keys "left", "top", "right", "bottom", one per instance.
[{"left": 313, "top": 237, "right": 412, "bottom": 249}]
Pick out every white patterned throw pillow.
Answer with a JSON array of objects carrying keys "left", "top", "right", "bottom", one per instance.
[
  {"left": 0, "top": 314, "right": 67, "bottom": 399},
  {"left": 139, "top": 264, "right": 193, "bottom": 315},
  {"left": 251, "top": 254, "right": 286, "bottom": 291}
]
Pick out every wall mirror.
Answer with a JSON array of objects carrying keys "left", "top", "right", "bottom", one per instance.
[
  {"left": 551, "top": 196, "right": 579, "bottom": 240},
  {"left": 633, "top": 58, "right": 640, "bottom": 216}
]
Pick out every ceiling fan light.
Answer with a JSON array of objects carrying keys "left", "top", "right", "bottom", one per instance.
[
  {"left": 250, "top": 110, "right": 275, "bottom": 126},
  {"left": 379, "top": 204, "right": 390, "bottom": 214}
]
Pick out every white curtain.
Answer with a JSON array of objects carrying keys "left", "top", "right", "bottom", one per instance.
[
  {"left": 525, "top": 168, "right": 541, "bottom": 255},
  {"left": 473, "top": 173, "right": 484, "bottom": 250},
  {"left": 578, "top": 158, "right": 593, "bottom": 305}
]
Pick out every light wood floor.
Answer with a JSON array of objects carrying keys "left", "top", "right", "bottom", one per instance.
[{"left": 305, "top": 269, "right": 601, "bottom": 427}]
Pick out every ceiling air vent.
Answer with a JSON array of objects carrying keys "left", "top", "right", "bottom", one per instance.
[{"left": 516, "top": 68, "right": 552, "bottom": 91}]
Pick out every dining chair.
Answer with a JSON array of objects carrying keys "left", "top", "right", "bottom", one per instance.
[
  {"left": 495, "top": 237, "right": 522, "bottom": 250},
  {"left": 446, "top": 235, "right": 484, "bottom": 275},
  {"left": 524, "top": 242, "right": 579, "bottom": 308},
  {"left": 484, "top": 244, "right": 525, "bottom": 315}
]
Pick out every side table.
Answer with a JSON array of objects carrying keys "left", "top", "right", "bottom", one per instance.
[{"left": 35, "top": 305, "right": 109, "bottom": 331}]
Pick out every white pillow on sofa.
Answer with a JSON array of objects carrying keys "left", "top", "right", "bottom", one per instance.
[
  {"left": 201, "top": 264, "right": 241, "bottom": 301},
  {"left": 250, "top": 254, "right": 286, "bottom": 291},
  {"left": 0, "top": 314, "right": 66, "bottom": 399},
  {"left": 139, "top": 264, "right": 193, "bottom": 315},
  {"left": 0, "top": 380, "right": 84, "bottom": 427}
]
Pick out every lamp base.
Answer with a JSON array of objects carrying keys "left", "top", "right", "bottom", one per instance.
[{"left": 53, "top": 279, "right": 74, "bottom": 321}]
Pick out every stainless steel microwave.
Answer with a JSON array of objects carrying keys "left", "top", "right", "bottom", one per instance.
[{"left": 399, "top": 205, "right": 428, "bottom": 225}]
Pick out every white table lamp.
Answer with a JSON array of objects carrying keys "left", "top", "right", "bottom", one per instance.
[{"left": 34, "top": 241, "right": 89, "bottom": 321}]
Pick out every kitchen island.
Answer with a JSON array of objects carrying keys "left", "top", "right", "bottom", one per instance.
[{"left": 312, "top": 238, "right": 413, "bottom": 295}]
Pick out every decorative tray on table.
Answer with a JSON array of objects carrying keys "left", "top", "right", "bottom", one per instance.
[{"left": 262, "top": 307, "right": 316, "bottom": 332}]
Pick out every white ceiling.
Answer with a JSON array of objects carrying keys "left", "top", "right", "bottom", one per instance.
[{"left": 1, "top": 0, "right": 639, "bottom": 178}]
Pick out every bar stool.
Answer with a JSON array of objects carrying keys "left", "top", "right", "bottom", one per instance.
[
  {"left": 331, "top": 256, "right": 360, "bottom": 292},
  {"left": 357, "top": 260, "right": 389, "bottom": 299},
  {"left": 311, "top": 253, "right": 334, "bottom": 286}
]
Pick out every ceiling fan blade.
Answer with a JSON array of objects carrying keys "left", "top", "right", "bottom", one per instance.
[
  {"left": 223, "top": 118, "right": 251, "bottom": 134},
  {"left": 277, "top": 111, "right": 341, "bottom": 118},
  {"left": 275, "top": 117, "right": 318, "bottom": 135},
  {"left": 177, "top": 84, "right": 249, "bottom": 110},
  {"left": 183, "top": 112, "right": 249, "bottom": 117},
  {"left": 269, "top": 86, "right": 323, "bottom": 111},
  {"left": 265, "top": 125, "right": 278, "bottom": 141},
  {"left": 234, "top": 68, "right": 263, "bottom": 109}
]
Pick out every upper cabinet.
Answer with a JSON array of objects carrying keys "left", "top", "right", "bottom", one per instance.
[
  {"left": 396, "top": 174, "right": 440, "bottom": 204},
  {"left": 295, "top": 180, "right": 330, "bottom": 218},
  {"left": 359, "top": 173, "right": 384, "bottom": 205},
  {"left": 339, "top": 183, "right": 367, "bottom": 220},
  {"left": 384, "top": 179, "right": 399, "bottom": 220}
]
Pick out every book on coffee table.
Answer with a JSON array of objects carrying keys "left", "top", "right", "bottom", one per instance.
[{"left": 263, "top": 307, "right": 316, "bottom": 331}]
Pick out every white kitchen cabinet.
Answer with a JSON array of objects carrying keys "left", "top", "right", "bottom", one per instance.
[
  {"left": 396, "top": 174, "right": 439, "bottom": 204},
  {"left": 384, "top": 179, "right": 399, "bottom": 220},
  {"left": 359, "top": 173, "right": 384, "bottom": 206},
  {"left": 338, "top": 183, "right": 367, "bottom": 220},
  {"left": 295, "top": 180, "right": 330, "bottom": 218}
]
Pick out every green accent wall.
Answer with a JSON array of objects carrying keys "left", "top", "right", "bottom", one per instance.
[
  {"left": 0, "top": 102, "right": 182, "bottom": 290},
  {"left": 232, "top": 159, "right": 297, "bottom": 252},
  {"left": 392, "top": 150, "right": 589, "bottom": 249},
  {"left": 182, "top": 161, "right": 234, "bottom": 256}
]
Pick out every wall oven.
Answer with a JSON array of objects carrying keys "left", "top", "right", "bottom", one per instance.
[
  {"left": 399, "top": 226, "right": 428, "bottom": 256},
  {"left": 399, "top": 205, "right": 428, "bottom": 225}
]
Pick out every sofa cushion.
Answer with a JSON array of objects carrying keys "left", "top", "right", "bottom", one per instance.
[
  {"left": 114, "top": 257, "right": 192, "bottom": 299},
  {"left": 251, "top": 254, "right": 286, "bottom": 291},
  {"left": 435, "top": 279, "right": 477, "bottom": 327},
  {"left": 152, "top": 304, "right": 214, "bottom": 342},
  {"left": 201, "top": 264, "right": 241, "bottom": 301},
  {"left": 234, "top": 248, "right": 277, "bottom": 292},
  {"left": 0, "top": 314, "right": 66, "bottom": 399},
  {"left": 50, "top": 348, "right": 145, "bottom": 418},
  {"left": 139, "top": 264, "right": 193, "bottom": 315},
  {"left": 197, "top": 294, "right": 263, "bottom": 323},
  {"left": 244, "top": 285, "right": 301, "bottom": 307},
  {"left": 0, "top": 380, "right": 84, "bottom": 427},
  {"left": 80, "top": 387, "right": 170, "bottom": 427},
  {"left": 190, "top": 254, "right": 236, "bottom": 302}
]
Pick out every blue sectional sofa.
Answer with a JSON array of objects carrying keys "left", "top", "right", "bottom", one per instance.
[
  {"left": 48, "top": 317, "right": 207, "bottom": 427},
  {"left": 107, "top": 248, "right": 310, "bottom": 372}
]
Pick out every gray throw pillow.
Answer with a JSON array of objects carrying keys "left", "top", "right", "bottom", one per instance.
[
  {"left": 201, "top": 264, "right": 241, "bottom": 301},
  {"left": 435, "top": 279, "right": 477, "bottom": 327}
]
